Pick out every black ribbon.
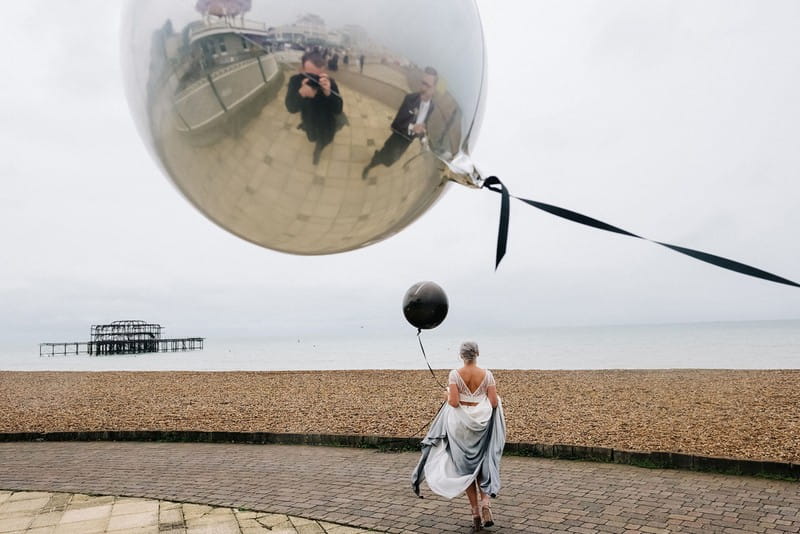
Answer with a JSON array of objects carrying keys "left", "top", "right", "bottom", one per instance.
[
  {"left": 482, "top": 176, "right": 800, "bottom": 288},
  {"left": 373, "top": 331, "right": 446, "bottom": 444},
  {"left": 417, "top": 329, "right": 446, "bottom": 390}
]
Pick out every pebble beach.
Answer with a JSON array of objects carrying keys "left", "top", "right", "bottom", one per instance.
[{"left": 2, "top": 369, "right": 799, "bottom": 463}]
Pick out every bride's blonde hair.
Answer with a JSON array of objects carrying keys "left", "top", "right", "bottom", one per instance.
[{"left": 459, "top": 341, "right": 479, "bottom": 362}]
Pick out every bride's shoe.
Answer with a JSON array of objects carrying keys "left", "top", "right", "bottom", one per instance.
[
  {"left": 470, "top": 505, "right": 483, "bottom": 532},
  {"left": 481, "top": 496, "right": 494, "bottom": 528}
]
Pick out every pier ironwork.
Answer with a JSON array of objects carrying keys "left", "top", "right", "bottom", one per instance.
[{"left": 39, "top": 320, "right": 203, "bottom": 357}]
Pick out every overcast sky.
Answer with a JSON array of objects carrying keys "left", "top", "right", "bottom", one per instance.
[{"left": 1, "top": 1, "right": 799, "bottom": 345}]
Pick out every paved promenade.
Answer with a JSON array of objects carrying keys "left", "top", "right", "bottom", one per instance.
[
  {"left": 1, "top": 442, "right": 799, "bottom": 533},
  {"left": 0, "top": 490, "right": 372, "bottom": 533}
]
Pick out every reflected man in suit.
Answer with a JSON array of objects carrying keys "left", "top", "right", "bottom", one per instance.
[
  {"left": 285, "top": 51, "right": 343, "bottom": 165},
  {"left": 362, "top": 67, "right": 437, "bottom": 179}
]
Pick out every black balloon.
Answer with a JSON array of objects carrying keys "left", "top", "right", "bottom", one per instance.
[{"left": 403, "top": 281, "right": 449, "bottom": 330}]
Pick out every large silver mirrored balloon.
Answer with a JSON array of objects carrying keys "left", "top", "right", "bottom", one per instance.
[{"left": 122, "top": 0, "right": 485, "bottom": 254}]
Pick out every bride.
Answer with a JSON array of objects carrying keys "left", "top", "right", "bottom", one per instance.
[{"left": 412, "top": 341, "right": 506, "bottom": 532}]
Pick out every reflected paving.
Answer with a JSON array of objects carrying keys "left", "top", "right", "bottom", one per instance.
[{"left": 157, "top": 60, "right": 447, "bottom": 254}]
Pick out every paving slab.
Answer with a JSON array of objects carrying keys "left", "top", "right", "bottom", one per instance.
[
  {"left": 0, "top": 442, "right": 799, "bottom": 532},
  {"left": 0, "top": 491, "right": 375, "bottom": 534}
]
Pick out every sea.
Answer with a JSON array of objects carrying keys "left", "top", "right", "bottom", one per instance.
[{"left": 1, "top": 319, "right": 799, "bottom": 371}]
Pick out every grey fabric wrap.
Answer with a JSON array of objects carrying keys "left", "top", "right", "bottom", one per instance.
[{"left": 411, "top": 402, "right": 506, "bottom": 498}]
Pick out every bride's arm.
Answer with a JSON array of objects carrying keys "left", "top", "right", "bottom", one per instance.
[
  {"left": 447, "top": 383, "right": 460, "bottom": 407},
  {"left": 487, "top": 385, "right": 498, "bottom": 408}
]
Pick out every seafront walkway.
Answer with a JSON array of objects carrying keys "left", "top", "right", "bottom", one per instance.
[
  {"left": 0, "top": 491, "right": 368, "bottom": 534},
  {"left": 1, "top": 442, "right": 799, "bottom": 533}
]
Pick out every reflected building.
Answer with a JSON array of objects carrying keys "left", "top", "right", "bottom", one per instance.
[
  {"left": 341, "top": 24, "right": 368, "bottom": 49},
  {"left": 147, "top": 2, "right": 281, "bottom": 146},
  {"left": 268, "top": 13, "right": 345, "bottom": 48}
]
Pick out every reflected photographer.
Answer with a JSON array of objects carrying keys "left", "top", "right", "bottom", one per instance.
[
  {"left": 285, "top": 51, "right": 343, "bottom": 164},
  {"left": 362, "top": 67, "right": 438, "bottom": 180}
]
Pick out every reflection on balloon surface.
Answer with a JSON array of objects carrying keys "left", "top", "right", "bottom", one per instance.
[
  {"left": 122, "top": 0, "right": 486, "bottom": 254},
  {"left": 403, "top": 281, "right": 449, "bottom": 330}
]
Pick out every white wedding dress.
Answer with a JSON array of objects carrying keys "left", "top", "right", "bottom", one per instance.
[{"left": 412, "top": 369, "right": 506, "bottom": 499}]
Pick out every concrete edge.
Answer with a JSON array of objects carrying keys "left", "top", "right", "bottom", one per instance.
[{"left": 1, "top": 431, "right": 797, "bottom": 481}]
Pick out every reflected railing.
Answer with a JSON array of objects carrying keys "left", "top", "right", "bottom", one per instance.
[
  {"left": 188, "top": 18, "right": 269, "bottom": 42},
  {"left": 173, "top": 54, "right": 282, "bottom": 132}
]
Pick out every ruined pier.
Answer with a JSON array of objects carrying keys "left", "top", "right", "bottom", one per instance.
[{"left": 39, "top": 320, "right": 204, "bottom": 357}]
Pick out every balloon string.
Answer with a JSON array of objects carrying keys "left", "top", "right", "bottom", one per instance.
[
  {"left": 482, "top": 176, "right": 800, "bottom": 288},
  {"left": 417, "top": 329, "right": 446, "bottom": 390},
  {"left": 377, "top": 333, "right": 446, "bottom": 446},
  {"left": 405, "top": 330, "right": 446, "bottom": 439},
  {"left": 409, "top": 400, "right": 446, "bottom": 439}
]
